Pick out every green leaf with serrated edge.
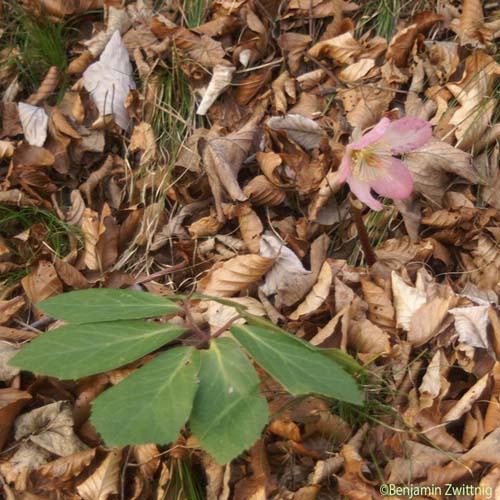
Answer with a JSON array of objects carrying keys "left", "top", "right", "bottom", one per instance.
[
  {"left": 38, "top": 289, "right": 180, "bottom": 323},
  {"left": 190, "top": 338, "right": 269, "bottom": 464},
  {"left": 231, "top": 325, "right": 363, "bottom": 405},
  {"left": 10, "top": 321, "right": 185, "bottom": 379},
  {"left": 91, "top": 347, "right": 200, "bottom": 446}
]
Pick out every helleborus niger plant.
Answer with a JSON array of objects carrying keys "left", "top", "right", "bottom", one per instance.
[
  {"left": 9, "top": 289, "right": 363, "bottom": 465},
  {"left": 338, "top": 116, "right": 432, "bottom": 210}
]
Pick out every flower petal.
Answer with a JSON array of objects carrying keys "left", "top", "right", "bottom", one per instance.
[
  {"left": 346, "top": 175, "right": 383, "bottom": 211},
  {"left": 351, "top": 117, "right": 391, "bottom": 149},
  {"left": 369, "top": 157, "right": 413, "bottom": 199},
  {"left": 337, "top": 149, "right": 353, "bottom": 183},
  {"left": 383, "top": 117, "right": 432, "bottom": 154}
]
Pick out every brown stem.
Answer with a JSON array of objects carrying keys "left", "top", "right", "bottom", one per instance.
[
  {"left": 349, "top": 194, "right": 377, "bottom": 266},
  {"left": 134, "top": 262, "right": 186, "bottom": 285},
  {"left": 183, "top": 299, "right": 210, "bottom": 345},
  {"left": 211, "top": 315, "right": 242, "bottom": 339}
]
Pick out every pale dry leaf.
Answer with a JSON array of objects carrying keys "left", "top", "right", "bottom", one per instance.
[
  {"left": 308, "top": 32, "right": 362, "bottom": 64},
  {"left": 132, "top": 444, "right": 160, "bottom": 479},
  {"left": 449, "top": 305, "right": 490, "bottom": 349},
  {"left": 278, "top": 32, "right": 312, "bottom": 75},
  {"left": 271, "top": 71, "right": 296, "bottom": 114},
  {"left": 391, "top": 272, "right": 426, "bottom": 331},
  {"left": 77, "top": 448, "right": 123, "bottom": 500},
  {"left": 53, "top": 257, "right": 90, "bottom": 290},
  {"left": 205, "top": 297, "right": 265, "bottom": 333},
  {"left": 81, "top": 208, "right": 100, "bottom": 271},
  {"left": 85, "top": 6, "right": 131, "bottom": 57},
  {"left": 289, "top": 261, "right": 332, "bottom": 320},
  {"left": 260, "top": 232, "right": 312, "bottom": 307},
  {"left": 419, "top": 350, "right": 450, "bottom": 407},
  {"left": 0, "top": 341, "right": 21, "bottom": 382},
  {"left": 243, "top": 175, "right": 286, "bottom": 206},
  {"left": 408, "top": 297, "right": 451, "bottom": 346},
  {"left": 238, "top": 205, "right": 263, "bottom": 254},
  {"left": 404, "top": 149, "right": 451, "bottom": 203},
  {"left": 0, "top": 296, "right": 25, "bottom": 325},
  {"left": 129, "top": 122, "right": 157, "bottom": 164},
  {"left": 15, "top": 401, "right": 88, "bottom": 456},
  {"left": 360, "top": 278, "right": 395, "bottom": 329},
  {"left": 461, "top": 426, "right": 500, "bottom": 464},
  {"left": 18, "top": 103, "right": 48, "bottom": 147},
  {"left": 416, "top": 414, "right": 464, "bottom": 453},
  {"left": 198, "top": 254, "right": 274, "bottom": 297},
  {"left": 36, "top": 449, "right": 97, "bottom": 483},
  {"left": 201, "top": 452, "right": 226, "bottom": 500},
  {"left": 442, "top": 373, "right": 489, "bottom": 423},
  {"left": 348, "top": 319, "right": 391, "bottom": 355},
  {"left": 0, "top": 388, "right": 32, "bottom": 451},
  {"left": 197, "top": 65, "right": 235, "bottom": 115},
  {"left": 338, "top": 58, "right": 376, "bottom": 83},
  {"left": 385, "top": 441, "right": 454, "bottom": 483},
  {"left": 0, "top": 140, "right": 15, "bottom": 159},
  {"left": 476, "top": 465, "right": 500, "bottom": 500},
  {"left": 83, "top": 31, "right": 135, "bottom": 130},
  {"left": 21, "top": 261, "right": 63, "bottom": 318},
  {"left": 266, "top": 114, "right": 326, "bottom": 150}
]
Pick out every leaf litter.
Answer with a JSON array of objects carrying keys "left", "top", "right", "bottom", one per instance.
[{"left": 1, "top": 0, "right": 500, "bottom": 497}]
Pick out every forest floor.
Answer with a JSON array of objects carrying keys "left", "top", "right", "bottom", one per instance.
[{"left": 1, "top": 0, "right": 500, "bottom": 498}]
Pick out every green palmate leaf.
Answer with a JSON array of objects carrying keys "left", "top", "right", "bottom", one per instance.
[
  {"left": 231, "top": 325, "right": 363, "bottom": 406},
  {"left": 190, "top": 338, "right": 269, "bottom": 464},
  {"left": 10, "top": 321, "right": 185, "bottom": 379},
  {"left": 38, "top": 289, "right": 180, "bottom": 323},
  {"left": 91, "top": 346, "right": 200, "bottom": 446}
]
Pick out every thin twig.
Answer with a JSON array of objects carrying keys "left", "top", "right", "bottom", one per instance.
[
  {"left": 183, "top": 299, "right": 210, "bottom": 345},
  {"left": 349, "top": 194, "right": 377, "bottom": 266},
  {"left": 134, "top": 262, "right": 186, "bottom": 285},
  {"left": 211, "top": 315, "right": 242, "bottom": 338}
]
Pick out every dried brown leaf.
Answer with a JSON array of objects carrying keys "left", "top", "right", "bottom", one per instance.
[
  {"left": 198, "top": 254, "right": 274, "bottom": 297},
  {"left": 243, "top": 175, "right": 286, "bottom": 206},
  {"left": 21, "top": 261, "right": 63, "bottom": 318},
  {"left": 77, "top": 448, "right": 123, "bottom": 500},
  {"left": 27, "top": 67, "right": 59, "bottom": 106},
  {"left": 0, "top": 388, "right": 32, "bottom": 451}
]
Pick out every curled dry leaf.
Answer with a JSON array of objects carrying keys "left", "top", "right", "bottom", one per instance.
[
  {"left": 0, "top": 342, "right": 21, "bottom": 382},
  {"left": 18, "top": 103, "right": 48, "bottom": 147},
  {"left": 21, "top": 261, "right": 63, "bottom": 319},
  {"left": 237, "top": 204, "right": 263, "bottom": 254},
  {"left": 0, "top": 296, "right": 25, "bottom": 325},
  {"left": 205, "top": 297, "right": 266, "bottom": 333},
  {"left": 348, "top": 319, "right": 391, "bottom": 355},
  {"left": 197, "top": 65, "right": 235, "bottom": 115},
  {"left": 83, "top": 31, "right": 135, "bottom": 130},
  {"left": 53, "top": 257, "right": 90, "bottom": 290},
  {"left": 34, "top": 0, "right": 104, "bottom": 18},
  {"left": 129, "top": 122, "right": 157, "bottom": 165},
  {"left": 360, "top": 278, "right": 395, "bottom": 330},
  {"left": 450, "top": 305, "right": 490, "bottom": 350},
  {"left": 0, "top": 389, "right": 32, "bottom": 451},
  {"left": 266, "top": 114, "right": 326, "bottom": 150},
  {"left": 308, "top": 32, "right": 362, "bottom": 64},
  {"left": 260, "top": 232, "right": 312, "bottom": 307},
  {"left": 77, "top": 448, "right": 123, "bottom": 500},
  {"left": 462, "top": 426, "right": 500, "bottom": 464},
  {"left": 15, "top": 401, "right": 88, "bottom": 456},
  {"left": 408, "top": 297, "right": 451, "bottom": 346},
  {"left": 391, "top": 272, "right": 427, "bottom": 331},
  {"left": 198, "top": 254, "right": 274, "bottom": 297},
  {"left": 27, "top": 66, "right": 59, "bottom": 106},
  {"left": 243, "top": 175, "right": 286, "bottom": 206},
  {"left": 442, "top": 373, "right": 489, "bottom": 423},
  {"left": 35, "top": 449, "right": 97, "bottom": 486},
  {"left": 289, "top": 261, "right": 332, "bottom": 320}
]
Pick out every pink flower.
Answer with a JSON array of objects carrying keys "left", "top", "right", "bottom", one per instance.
[{"left": 337, "top": 116, "right": 432, "bottom": 210}]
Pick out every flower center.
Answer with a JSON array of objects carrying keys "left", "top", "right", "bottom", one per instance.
[{"left": 349, "top": 142, "right": 391, "bottom": 182}]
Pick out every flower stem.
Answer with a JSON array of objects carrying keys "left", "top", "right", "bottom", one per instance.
[{"left": 349, "top": 195, "right": 377, "bottom": 266}]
